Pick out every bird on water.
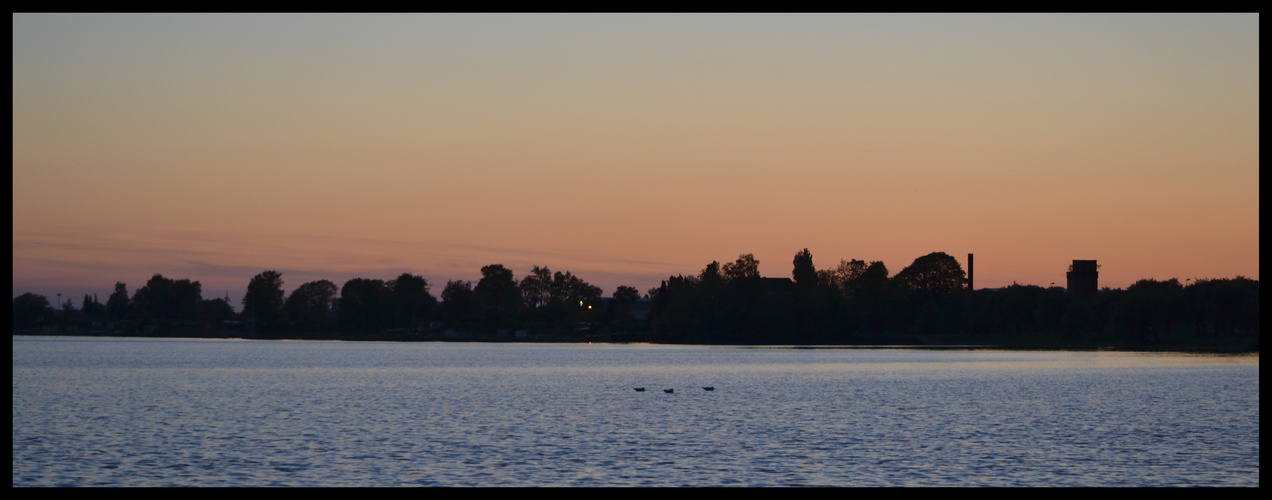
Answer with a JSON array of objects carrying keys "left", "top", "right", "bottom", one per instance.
[
  {"left": 664, "top": 389, "right": 674, "bottom": 393},
  {"left": 702, "top": 387, "right": 714, "bottom": 391},
  {"left": 634, "top": 387, "right": 645, "bottom": 392}
]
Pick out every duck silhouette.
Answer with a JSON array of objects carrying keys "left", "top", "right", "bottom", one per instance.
[
  {"left": 702, "top": 386, "right": 715, "bottom": 391},
  {"left": 633, "top": 387, "right": 645, "bottom": 392},
  {"left": 664, "top": 389, "right": 674, "bottom": 393}
]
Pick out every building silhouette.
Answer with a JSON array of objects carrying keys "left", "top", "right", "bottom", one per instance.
[
  {"left": 968, "top": 253, "right": 974, "bottom": 290},
  {"left": 1066, "top": 260, "right": 1098, "bottom": 297}
]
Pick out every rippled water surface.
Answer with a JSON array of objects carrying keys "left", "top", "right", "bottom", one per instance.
[{"left": 12, "top": 337, "right": 1259, "bottom": 486}]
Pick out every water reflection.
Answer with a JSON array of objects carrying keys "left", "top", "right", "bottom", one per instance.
[{"left": 11, "top": 337, "right": 1259, "bottom": 487}]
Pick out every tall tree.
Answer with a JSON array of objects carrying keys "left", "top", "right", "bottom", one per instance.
[
  {"left": 441, "top": 279, "right": 477, "bottom": 324},
  {"left": 549, "top": 271, "right": 601, "bottom": 307},
  {"left": 1118, "top": 278, "right": 1185, "bottom": 345},
  {"left": 12, "top": 293, "right": 53, "bottom": 329},
  {"left": 340, "top": 278, "right": 387, "bottom": 334},
  {"left": 132, "top": 274, "right": 200, "bottom": 321},
  {"left": 106, "top": 282, "right": 131, "bottom": 320},
  {"left": 723, "top": 253, "right": 760, "bottom": 280},
  {"left": 170, "top": 278, "right": 203, "bottom": 322},
  {"left": 198, "top": 296, "right": 237, "bottom": 327},
  {"left": 699, "top": 261, "right": 725, "bottom": 293},
  {"left": 613, "top": 285, "right": 641, "bottom": 305},
  {"left": 849, "top": 261, "right": 893, "bottom": 333},
  {"left": 387, "top": 273, "right": 437, "bottom": 329},
  {"left": 475, "top": 264, "right": 520, "bottom": 328},
  {"left": 283, "top": 279, "right": 339, "bottom": 331},
  {"left": 1185, "top": 277, "right": 1260, "bottom": 338},
  {"left": 549, "top": 270, "right": 602, "bottom": 324},
  {"left": 128, "top": 275, "right": 202, "bottom": 322},
  {"left": 792, "top": 248, "right": 818, "bottom": 288},
  {"left": 819, "top": 259, "right": 869, "bottom": 298},
  {"left": 340, "top": 278, "right": 389, "bottom": 333},
  {"left": 855, "top": 261, "right": 890, "bottom": 293},
  {"left": 242, "top": 271, "right": 285, "bottom": 330},
  {"left": 132, "top": 274, "right": 173, "bottom": 320},
  {"left": 519, "top": 265, "right": 553, "bottom": 312},
  {"left": 610, "top": 285, "right": 643, "bottom": 324},
  {"left": 894, "top": 252, "right": 967, "bottom": 296},
  {"left": 81, "top": 294, "right": 107, "bottom": 319}
]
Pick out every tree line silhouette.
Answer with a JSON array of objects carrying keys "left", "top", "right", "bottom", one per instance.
[{"left": 11, "top": 249, "right": 1259, "bottom": 351}]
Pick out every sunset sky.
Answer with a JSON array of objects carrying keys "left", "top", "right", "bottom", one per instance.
[{"left": 13, "top": 14, "right": 1259, "bottom": 309}]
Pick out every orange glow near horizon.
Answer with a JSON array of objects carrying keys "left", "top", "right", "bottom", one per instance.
[{"left": 13, "top": 14, "right": 1259, "bottom": 307}]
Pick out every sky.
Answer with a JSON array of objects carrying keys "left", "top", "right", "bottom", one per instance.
[{"left": 13, "top": 13, "right": 1260, "bottom": 309}]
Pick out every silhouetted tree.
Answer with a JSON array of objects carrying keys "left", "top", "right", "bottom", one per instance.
[
  {"left": 650, "top": 274, "right": 701, "bottom": 341},
  {"left": 894, "top": 252, "right": 967, "bottom": 296},
  {"left": 170, "top": 278, "right": 203, "bottom": 322},
  {"left": 106, "top": 282, "right": 131, "bottom": 320},
  {"left": 788, "top": 248, "right": 844, "bottom": 342},
  {"left": 611, "top": 285, "right": 642, "bottom": 322},
  {"left": 1117, "top": 278, "right": 1185, "bottom": 345},
  {"left": 548, "top": 270, "right": 602, "bottom": 326},
  {"left": 1033, "top": 285, "right": 1069, "bottom": 337},
  {"left": 475, "top": 264, "right": 520, "bottom": 330},
  {"left": 12, "top": 248, "right": 1255, "bottom": 350},
  {"left": 819, "top": 259, "right": 868, "bottom": 299},
  {"left": 854, "top": 261, "right": 890, "bottom": 293},
  {"left": 441, "top": 279, "right": 477, "bottom": 324},
  {"left": 720, "top": 270, "right": 793, "bottom": 344},
  {"left": 519, "top": 265, "right": 553, "bottom": 315},
  {"left": 387, "top": 273, "right": 437, "bottom": 330},
  {"left": 131, "top": 274, "right": 201, "bottom": 322},
  {"left": 699, "top": 261, "right": 724, "bottom": 290},
  {"left": 991, "top": 283, "right": 1046, "bottom": 336},
  {"left": 242, "top": 271, "right": 284, "bottom": 331},
  {"left": 849, "top": 261, "right": 893, "bottom": 333},
  {"left": 792, "top": 248, "right": 818, "bottom": 288},
  {"left": 340, "top": 278, "right": 387, "bottom": 334},
  {"left": 722, "top": 253, "right": 760, "bottom": 281},
  {"left": 283, "top": 279, "right": 339, "bottom": 331},
  {"left": 80, "top": 294, "right": 106, "bottom": 319},
  {"left": 132, "top": 274, "right": 175, "bottom": 320},
  {"left": 198, "top": 296, "right": 237, "bottom": 328},
  {"left": 1185, "top": 277, "right": 1260, "bottom": 338},
  {"left": 13, "top": 293, "right": 53, "bottom": 329},
  {"left": 614, "top": 285, "right": 641, "bottom": 305}
]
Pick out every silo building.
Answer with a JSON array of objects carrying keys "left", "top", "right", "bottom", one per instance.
[{"left": 1066, "top": 260, "right": 1098, "bottom": 297}]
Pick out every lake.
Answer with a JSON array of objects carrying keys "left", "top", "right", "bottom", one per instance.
[{"left": 11, "top": 336, "right": 1259, "bottom": 486}]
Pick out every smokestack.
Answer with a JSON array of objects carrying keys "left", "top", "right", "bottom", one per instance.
[{"left": 968, "top": 253, "right": 974, "bottom": 291}]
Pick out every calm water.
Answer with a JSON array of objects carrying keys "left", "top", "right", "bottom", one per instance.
[{"left": 11, "top": 336, "right": 1259, "bottom": 487}]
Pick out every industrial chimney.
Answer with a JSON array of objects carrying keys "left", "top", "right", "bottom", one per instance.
[{"left": 968, "top": 253, "right": 974, "bottom": 291}]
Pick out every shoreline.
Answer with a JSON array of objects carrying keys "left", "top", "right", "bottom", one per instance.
[{"left": 12, "top": 331, "right": 1258, "bottom": 354}]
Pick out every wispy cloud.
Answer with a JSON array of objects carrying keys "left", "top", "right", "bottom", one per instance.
[{"left": 14, "top": 222, "right": 685, "bottom": 303}]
